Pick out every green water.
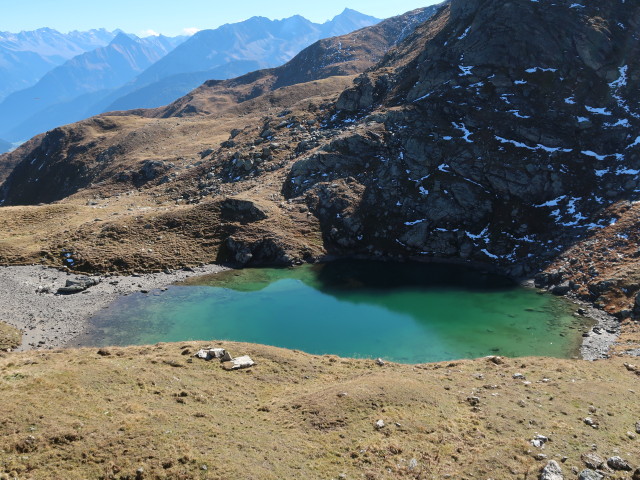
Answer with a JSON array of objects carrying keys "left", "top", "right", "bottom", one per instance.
[{"left": 81, "top": 260, "right": 590, "bottom": 363}]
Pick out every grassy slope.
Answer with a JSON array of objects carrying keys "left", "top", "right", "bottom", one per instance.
[
  {"left": 0, "top": 322, "right": 20, "bottom": 351},
  {"left": 1, "top": 341, "right": 638, "bottom": 479}
]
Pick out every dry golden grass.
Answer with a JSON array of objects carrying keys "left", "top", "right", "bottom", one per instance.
[
  {"left": 0, "top": 322, "right": 20, "bottom": 351},
  {"left": 0, "top": 342, "right": 638, "bottom": 479}
]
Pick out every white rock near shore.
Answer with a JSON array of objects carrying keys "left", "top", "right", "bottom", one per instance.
[{"left": 0, "top": 264, "right": 227, "bottom": 351}]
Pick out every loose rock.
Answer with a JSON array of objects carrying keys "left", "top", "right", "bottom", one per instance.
[
  {"left": 578, "top": 470, "right": 603, "bottom": 480},
  {"left": 227, "top": 355, "right": 255, "bottom": 370},
  {"left": 607, "top": 456, "right": 632, "bottom": 471},
  {"left": 540, "top": 460, "right": 563, "bottom": 480},
  {"left": 531, "top": 434, "right": 549, "bottom": 448},
  {"left": 581, "top": 453, "right": 604, "bottom": 469}
]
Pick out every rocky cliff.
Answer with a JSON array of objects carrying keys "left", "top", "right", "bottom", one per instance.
[{"left": 284, "top": 0, "right": 638, "bottom": 280}]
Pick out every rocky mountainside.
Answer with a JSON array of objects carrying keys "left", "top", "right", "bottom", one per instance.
[
  {"left": 94, "top": 9, "right": 381, "bottom": 114},
  {"left": 0, "top": 28, "right": 118, "bottom": 101},
  {"left": 290, "top": 0, "right": 639, "bottom": 274},
  {"left": 0, "top": 33, "right": 185, "bottom": 142},
  {"left": 0, "top": 0, "right": 639, "bottom": 323}
]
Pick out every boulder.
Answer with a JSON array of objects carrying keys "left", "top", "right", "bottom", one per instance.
[
  {"left": 57, "top": 276, "right": 100, "bottom": 294},
  {"left": 607, "top": 456, "right": 632, "bottom": 471},
  {"left": 551, "top": 281, "right": 571, "bottom": 296},
  {"left": 219, "top": 198, "right": 268, "bottom": 224},
  {"left": 578, "top": 470, "right": 603, "bottom": 480},
  {"left": 226, "top": 355, "right": 255, "bottom": 370},
  {"left": 581, "top": 453, "right": 604, "bottom": 470},
  {"left": 194, "top": 348, "right": 231, "bottom": 361},
  {"left": 539, "top": 460, "right": 563, "bottom": 480}
]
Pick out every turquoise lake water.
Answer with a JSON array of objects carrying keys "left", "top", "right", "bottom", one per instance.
[{"left": 81, "top": 261, "right": 589, "bottom": 363}]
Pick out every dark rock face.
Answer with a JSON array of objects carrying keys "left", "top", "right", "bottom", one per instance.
[
  {"left": 218, "top": 236, "right": 294, "bottom": 267},
  {"left": 218, "top": 198, "right": 268, "bottom": 224},
  {"left": 0, "top": 127, "right": 92, "bottom": 205},
  {"left": 284, "top": 0, "right": 640, "bottom": 275}
]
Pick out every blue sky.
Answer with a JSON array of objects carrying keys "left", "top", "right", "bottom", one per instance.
[{"left": 0, "top": 0, "right": 442, "bottom": 37}]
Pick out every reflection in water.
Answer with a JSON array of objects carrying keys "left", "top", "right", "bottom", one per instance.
[{"left": 79, "top": 260, "right": 590, "bottom": 363}]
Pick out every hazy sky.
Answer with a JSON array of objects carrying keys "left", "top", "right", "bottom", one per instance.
[{"left": 0, "top": 0, "right": 442, "bottom": 37}]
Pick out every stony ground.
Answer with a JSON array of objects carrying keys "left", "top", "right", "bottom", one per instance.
[{"left": 0, "top": 342, "right": 639, "bottom": 479}]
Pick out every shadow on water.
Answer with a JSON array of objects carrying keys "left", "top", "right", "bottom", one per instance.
[{"left": 77, "top": 260, "right": 590, "bottom": 363}]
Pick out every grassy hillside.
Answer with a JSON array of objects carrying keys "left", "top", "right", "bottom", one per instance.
[
  {"left": 0, "top": 341, "right": 638, "bottom": 479},
  {"left": 0, "top": 322, "right": 20, "bottom": 351}
]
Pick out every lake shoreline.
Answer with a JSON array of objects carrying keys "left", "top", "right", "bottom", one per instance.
[
  {"left": 0, "top": 264, "right": 228, "bottom": 351},
  {"left": 0, "top": 263, "right": 619, "bottom": 360}
]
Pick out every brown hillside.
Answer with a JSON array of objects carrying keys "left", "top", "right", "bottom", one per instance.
[{"left": 0, "top": 342, "right": 639, "bottom": 479}]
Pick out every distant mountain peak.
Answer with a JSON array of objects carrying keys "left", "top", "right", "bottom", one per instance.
[
  {"left": 330, "top": 8, "right": 379, "bottom": 22},
  {"left": 109, "top": 32, "right": 140, "bottom": 47}
]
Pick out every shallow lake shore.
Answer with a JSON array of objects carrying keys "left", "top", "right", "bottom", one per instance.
[
  {"left": 0, "top": 264, "right": 227, "bottom": 351},
  {"left": 0, "top": 264, "right": 619, "bottom": 360}
]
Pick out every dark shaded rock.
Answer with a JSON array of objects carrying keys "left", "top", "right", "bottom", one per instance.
[
  {"left": 219, "top": 198, "right": 268, "bottom": 224},
  {"left": 218, "top": 236, "right": 293, "bottom": 267},
  {"left": 607, "top": 456, "right": 632, "bottom": 471},
  {"left": 57, "top": 276, "right": 100, "bottom": 295},
  {"left": 132, "top": 160, "right": 170, "bottom": 187},
  {"left": 551, "top": 281, "right": 571, "bottom": 296}
]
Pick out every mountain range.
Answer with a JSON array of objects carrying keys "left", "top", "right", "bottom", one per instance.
[
  {"left": 0, "top": 33, "right": 185, "bottom": 142},
  {"left": 100, "top": 9, "right": 380, "bottom": 113},
  {"left": 0, "top": 28, "right": 119, "bottom": 102},
  {"left": 0, "top": 9, "right": 379, "bottom": 143}
]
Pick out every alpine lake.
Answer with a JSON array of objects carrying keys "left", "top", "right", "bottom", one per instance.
[{"left": 80, "top": 260, "right": 591, "bottom": 363}]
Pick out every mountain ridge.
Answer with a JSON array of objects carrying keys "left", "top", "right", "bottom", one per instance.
[{"left": 96, "top": 9, "right": 381, "bottom": 114}]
